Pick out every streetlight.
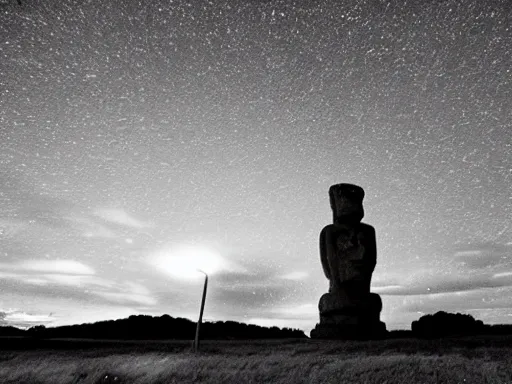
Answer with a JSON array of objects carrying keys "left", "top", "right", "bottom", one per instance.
[
  {"left": 193, "top": 269, "right": 208, "bottom": 353},
  {"left": 148, "top": 244, "right": 230, "bottom": 351}
]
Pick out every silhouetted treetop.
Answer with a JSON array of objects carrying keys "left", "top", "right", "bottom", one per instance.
[
  {"left": 13, "top": 315, "right": 307, "bottom": 340},
  {"left": 411, "top": 311, "right": 484, "bottom": 338}
]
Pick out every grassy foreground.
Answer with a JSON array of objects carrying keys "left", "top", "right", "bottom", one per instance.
[{"left": 1, "top": 336, "right": 512, "bottom": 383}]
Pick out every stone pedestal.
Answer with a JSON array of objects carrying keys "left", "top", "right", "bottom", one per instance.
[
  {"left": 310, "top": 184, "right": 386, "bottom": 339},
  {"left": 310, "top": 292, "right": 386, "bottom": 339}
]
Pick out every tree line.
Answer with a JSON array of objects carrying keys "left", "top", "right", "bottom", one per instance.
[
  {"left": 390, "top": 311, "right": 512, "bottom": 339},
  {"left": 2, "top": 311, "right": 512, "bottom": 340},
  {"left": 1, "top": 314, "right": 307, "bottom": 340}
]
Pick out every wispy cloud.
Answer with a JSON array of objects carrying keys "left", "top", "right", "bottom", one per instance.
[
  {"left": 64, "top": 215, "right": 117, "bottom": 239},
  {"left": 375, "top": 242, "right": 512, "bottom": 296},
  {"left": 242, "top": 304, "right": 320, "bottom": 333},
  {"left": 0, "top": 298, "right": 141, "bottom": 329},
  {"left": 0, "top": 260, "right": 157, "bottom": 309},
  {"left": 94, "top": 208, "right": 152, "bottom": 229},
  {"left": 93, "top": 291, "right": 157, "bottom": 306},
  {"left": 493, "top": 272, "right": 512, "bottom": 278},
  {"left": 374, "top": 275, "right": 504, "bottom": 296},
  {"left": 17, "top": 260, "right": 96, "bottom": 275},
  {"left": 92, "top": 281, "right": 157, "bottom": 306},
  {"left": 372, "top": 285, "right": 404, "bottom": 293},
  {"left": 454, "top": 242, "right": 511, "bottom": 269},
  {"left": 0, "top": 181, "right": 122, "bottom": 243},
  {"left": 20, "top": 277, "right": 49, "bottom": 285},
  {"left": 0, "top": 218, "right": 27, "bottom": 238},
  {"left": 271, "top": 303, "right": 317, "bottom": 317},
  {"left": 246, "top": 317, "right": 313, "bottom": 331},
  {"left": 279, "top": 271, "right": 309, "bottom": 280},
  {"left": 374, "top": 269, "right": 512, "bottom": 296},
  {"left": 401, "top": 287, "right": 512, "bottom": 316},
  {"left": 43, "top": 274, "right": 111, "bottom": 288},
  {"left": 454, "top": 250, "right": 483, "bottom": 257},
  {"left": 0, "top": 309, "right": 56, "bottom": 329},
  {"left": 0, "top": 267, "right": 109, "bottom": 290},
  {"left": 0, "top": 259, "right": 96, "bottom": 275}
]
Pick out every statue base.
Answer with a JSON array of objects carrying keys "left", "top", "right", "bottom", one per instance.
[
  {"left": 310, "top": 292, "right": 387, "bottom": 340},
  {"left": 310, "top": 320, "right": 386, "bottom": 340}
]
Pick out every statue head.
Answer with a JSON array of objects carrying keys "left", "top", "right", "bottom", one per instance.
[{"left": 328, "top": 183, "right": 365, "bottom": 223}]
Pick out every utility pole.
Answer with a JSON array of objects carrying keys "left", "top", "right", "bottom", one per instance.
[{"left": 193, "top": 270, "right": 208, "bottom": 352}]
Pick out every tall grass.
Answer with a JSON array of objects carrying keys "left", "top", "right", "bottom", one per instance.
[{"left": 1, "top": 337, "right": 511, "bottom": 383}]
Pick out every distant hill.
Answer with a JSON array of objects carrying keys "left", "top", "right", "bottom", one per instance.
[
  {"left": 0, "top": 325, "right": 26, "bottom": 337},
  {"left": 1, "top": 315, "right": 307, "bottom": 340}
]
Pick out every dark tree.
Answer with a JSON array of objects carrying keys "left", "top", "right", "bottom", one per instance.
[
  {"left": 15, "top": 315, "right": 307, "bottom": 340},
  {"left": 28, "top": 325, "right": 46, "bottom": 339},
  {"left": 411, "top": 311, "right": 485, "bottom": 338}
]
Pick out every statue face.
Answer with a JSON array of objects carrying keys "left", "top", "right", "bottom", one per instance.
[
  {"left": 329, "top": 184, "right": 365, "bottom": 222},
  {"left": 334, "top": 196, "right": 362, "bottom": 220}
]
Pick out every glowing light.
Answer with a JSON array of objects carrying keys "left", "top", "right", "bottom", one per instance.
[{"left": 150, "top": 245, "right": 226, "bottom": 279}]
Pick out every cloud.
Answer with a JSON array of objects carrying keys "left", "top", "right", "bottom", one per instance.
[
  {"left": 372, "top": 285, "right": 403, "bottom": 293},
  {"left": 454, "top": 242, "right": 511, "bottom": 269},
  {"left": 148, "top": 254, "right": 312, "bottom": 323},
  {"left": 454, "top": 250, "right": 483, "bottom": 257},
  {"left": 0, "top": 176, "right": 75, "bottom": 229},
  {"left": 213, "top": 270, "right": 270, "bottom": 286},
  {"left": 0, "top": 295, "right": 142, "bottom": 329},
  {"left": 207, "top": 269, "right": 310, "bottom": 320},
  {"left": 374, "top": 242, "right": 512, "bottom": 296},
  {"left": 0, "top": 264, "right": 109, "bottom": 290},
  {"left": 42, "top": 276, "right": 156, "bottom": 307},
  {"left": 240, "top": 303, "right": 322, "bottom": 333},
  {"left": 0, "top": 274, "right": 105, "bottom": 305},
  {"left": 279, "top": 271, "right": 309, "bottom": 280},
  {"left": 43, "top": 274, "right": 111, "bottom": 288},
  {"left": 0, "top": 218, "right": 27, "bottom": 239},
  {"left": 0, "top": 271, "right": 19, "bottom": 279},
  {"left": 0, "top": 260, "right": 156, "bottom": 309},
  {"left": 63, "top": 215, "right": 117, "bottom": 239},
  {"left": 493, "top": 272, "right": 512, "bottom": 278},
  {"left": 0, "top": 259, "right": 96, "bottom": 275},
  {"left": 92, "top": 281, "right": 157, "bottom": 306},
  {"left": 94, "top": 208, "right": 152, "bottom": 228},
  {"left": 92, "top": 291, "right": 157, "bottom": 306},
  {"left": 271, "top": 303, "right": 317, "bottom": 317},
  {"left": 212, "top": 285, "right": 289, "bottom": 309},
  {"left": 401, "top": 287, "right": 512, "bottom": 315},
  {"left": 247, "top": 317, "right": 313, "bottom": 331},
  {"left": 17, "top": 260, "right": 96, "bottom": 275},
  {"left": 20, "top": 277, "right": 49, "bottom": 285},
  {"left": 374, "top": 272, "right": 512, "bottom": 296},
  {"left": 0, "top": 309, "right": 56, "bottom": 329},
  {"left": 125, "top": 282, "right": 152, "bottom": 296}
]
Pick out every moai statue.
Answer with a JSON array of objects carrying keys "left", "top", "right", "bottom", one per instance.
[{"left": 310, "top": 183, "right": 386, "bottom": 339}]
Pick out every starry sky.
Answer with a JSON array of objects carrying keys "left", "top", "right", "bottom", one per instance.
[{"left": 0, "top": 0, "right": 510, "bottom": 332}]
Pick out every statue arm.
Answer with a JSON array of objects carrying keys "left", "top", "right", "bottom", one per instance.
[
  {"left": 319, "top": 226, "right": 331, "bottom": 280},
  {"left": 367, "top": 225, "right": 377, "bottom": 270}
]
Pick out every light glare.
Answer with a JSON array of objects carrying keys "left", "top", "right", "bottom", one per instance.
[{"left": 151, "top": 245, "right": 225, "bottom": 279}]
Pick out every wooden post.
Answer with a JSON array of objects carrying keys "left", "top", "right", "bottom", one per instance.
[{"left": 193, "top": 270, "right": 208, "bottom": 352}]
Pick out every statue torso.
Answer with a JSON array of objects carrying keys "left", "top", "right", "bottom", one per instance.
[{"left": 320, "top": 222, "right": 376, "bottom": 293}]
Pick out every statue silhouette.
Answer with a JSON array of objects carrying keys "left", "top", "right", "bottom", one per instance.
[{"left": 311, "top": 183, "right": 386, "bottom": 339}]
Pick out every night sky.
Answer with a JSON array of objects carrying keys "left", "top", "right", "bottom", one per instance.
[{"left": 0, "top": 0, "right": 510, "bottom": 332}]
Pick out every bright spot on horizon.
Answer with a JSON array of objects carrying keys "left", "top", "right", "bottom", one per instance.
[{"left": 149, "top": 245, "right": 227, "bottom": 279}]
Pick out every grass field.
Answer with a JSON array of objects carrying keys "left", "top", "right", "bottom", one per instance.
[{"left": 1, "top": 336, "right": 512, "bottom": 383}]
